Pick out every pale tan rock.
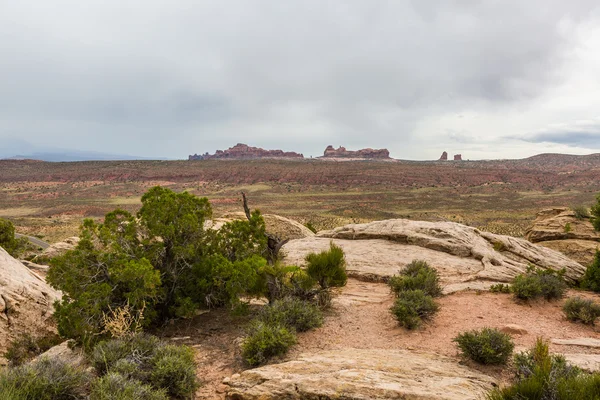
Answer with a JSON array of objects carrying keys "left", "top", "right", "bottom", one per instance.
[
  {"left": 225, "top": 348, "right": 496, "bottom": 400},
  {"left": 552, "top": 338, "right": 600, "bottom": 348},
  {"left": 526, "top": 208, "right": 599, "bottom": 243},
  {"left": 40, "top": 236, "right": 80, "bottom": 259},
  {"left": 501, "top": 324, "right": 528, "bottom": 335},
  {"left": 563, "top": 353, "right": 600, "bottom": 372},
  {"left": 536, "top": 239, "right": 599, "bottom": 266},
  {"left": 0, "top": 246, "right": 61, "bottom": 355},
  {"left": 34, "top": 341, "right": 85, "bottom": 368},
  {"left": 208, "top": 213, "right": 314, "bottom": 241},
  {"left": 282, "top": 219, "right": 585, "bottom": 291}
]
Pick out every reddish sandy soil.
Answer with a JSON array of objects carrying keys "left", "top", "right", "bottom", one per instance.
[{"left": 164, "top": 279, "right": 600, "bottom": 399}]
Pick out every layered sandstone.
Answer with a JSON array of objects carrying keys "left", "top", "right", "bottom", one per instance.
[
  {"left": 0, "top": 246, "right": 60, "bottom": 356},
  {"left": 321, "top": 145, "right": 390, "bottom": 159},
  {"left": 189, "top": 143, "right": 303, "bottom": 160},
  {"left": 225, "top": 348, "right": 496, "bottom": 400},
  {"left": 282, "top": 218, "right": 585, "bottom": 293},
  {"left": 526, "top": 207, "right": 600, "bottom": 265}
]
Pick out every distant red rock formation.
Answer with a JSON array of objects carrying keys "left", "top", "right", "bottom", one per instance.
[
  {"left": 454, "top": 154, "right": 462, "bottom": 161},
  {"left": 189, "top": 143, "right": 304, "bottom": 160},
  {"left": 439, "top": 151, "right": 448, "bottom": 161},
  {"left": 322, "top": 145, "right": 390, "bottom": 159}
]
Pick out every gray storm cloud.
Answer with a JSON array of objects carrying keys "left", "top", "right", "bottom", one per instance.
[{"left": 1, "top": 1, "right": 599, "bottom": 159}]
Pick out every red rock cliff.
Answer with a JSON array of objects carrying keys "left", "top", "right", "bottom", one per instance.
[
  {"left": 189, "top": 144, "right": 304, "bottom": 160},
  {"left": 322, "top": 145, "right": 390, "bottom": 159}
]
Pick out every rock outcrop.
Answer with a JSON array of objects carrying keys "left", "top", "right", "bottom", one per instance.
[
  {"left": 526, "top": 208, "right": 600, "bottom": 265},
  {"left": 207, "top": 213, "right": 315, "bottom": 241},
  {"left": 0, "top": 246, "right": 60, "bottom": 355},
  {"left": 225, "top": 348, "right": 496, "bottom": 400},
  {"left": 322, "top": 145, "right": 391, "bottom": 159},
  {"left": 454, "top": 154, "right": 463, "bottom": 161},
  {"left": 189, "top": 143, "right": 303, "bottom": 160},
  {"left": 439, "top": 151, "right": 448, "bottom": 160},
  {"left": 39, "top": 237, "right": 79, "bottom": 259},
  {"left": 282, "top": 219, "right": 585, "bottom": 293}
]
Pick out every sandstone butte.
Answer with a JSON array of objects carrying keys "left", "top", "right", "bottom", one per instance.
[
  {"left": 189, "top": 143, "right": 304, "bottom": 160},
  {"left": 321, "top": 145, "right": 391, "bottom": 159}
]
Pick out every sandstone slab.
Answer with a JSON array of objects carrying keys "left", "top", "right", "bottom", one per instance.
[
  {"left": 282, "top": 219, "right": 585, "bottom": 292},
  {"left": 563, "top": 353, "right": 600, "bottom": 372},
  {"left": 40, "top": 236, "right": 80, "bottom": 259},
  {"left": 552, "top": 338, "right": 600, "bottom": 348},
  {"left": 0, "top": 246, "right": 61, "bottom": 355},
  {"left": 225, "top": 348, "right": 496, "bottom": 400}
]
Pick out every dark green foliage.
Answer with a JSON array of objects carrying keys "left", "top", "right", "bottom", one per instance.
[
  {"left": 92, "top": 334, "right": 198, "bottom": 399},
  {"left": 582, "top": 250, "right": 600, "bottom": 293},
  {"left": 490, "top": 283, "right": 511, "bottom": 293},
  {"left": 47, "top": 186, "right": 270, "bottom": 344},
  {"left": 591, "top": 194, "right": 600, "bottom": 231},
  {"left": 564, "top": 222, "right": 572, "bottom": 233},
  {"left": 511, "top": 266, "right": 567, "bottom": 301},
  {"left": 90, "top": 373, "right": 168, "bottom": 400},
  {"left": 572, "top": 205, "right": 591, "bottom": 220},
  {"left": 487, "top": 338, "right": 592, "bottom": 400},
  {"left": 391, "top": 289, "right": 439, "bottom": 329},
  {"left": 258, "top": 297, "right": 323, "bottom": 332},
  {"left": 388, "top": 260, "right": 442, "bottom": 297},
  {"left": 454, "top": 327, "right": 514, "bottom": 365},
  {"left": 241, "top": 322, "right": 297, "bottom": 366},
  {"left": 0, "top": 357, "right": 91, "bottom": 400},
  {"left": 0, "top": 218, "right": 29, "bottom": 258},
  {"left": 305, "top": 242, "right": 347, "bottom": 289},
  {"left": 4, "top": 333, "right": 62, "bottom": 366},
  {"left": 563, "top": 296, "right": 600, "bottom": 325},
  {"left": 304, "top": 222, "right": 317, "bottom": 234}
]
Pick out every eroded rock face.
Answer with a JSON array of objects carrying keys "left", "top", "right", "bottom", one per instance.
[
  {"left": 454, "top": 154, "right": 463, "bottom": 161},
  {"left": 189, "top": 143, "right": 304, "bottom": 160},
  {"left": 439, "top": 151, "right": 448, "bottom": 160},
  {"left": 282, "top": 219, "right": 585, "bottom": 292},
  {"left": 526, "top": 208, "right": 600, "bottom": 265},
  {"left": 322, "top": 145, "right": 391, "bottom": 159},
  {"left": 225, "top": 348, "right": 496, "bottom": 400},
  {"left": 40, "top": 236, "right": 79, "bottom": 259},
  {"left": 0, "top": 246, "right": 60, "bottom": 355}
]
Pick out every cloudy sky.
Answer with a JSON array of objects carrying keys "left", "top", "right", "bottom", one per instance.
[{"left": 1, "top": 1, "right": 600, "bottom": 160}]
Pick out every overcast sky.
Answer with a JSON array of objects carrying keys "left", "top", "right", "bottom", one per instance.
[{"left": 1, "top": 1, "right": 600, "bottom": 160}]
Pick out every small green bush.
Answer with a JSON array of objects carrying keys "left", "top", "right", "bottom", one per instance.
[
  {"left": 258, "top": 297, "right": 323, "bottom": 332},
  {"left": 564, "top": 223, "right": 572, "bottom": 233},
  {"left": 0, "top": 357, "right": 90, "bottom": 400},
  {"left": 489, "top": 283, "right": 511, "bottom": 293},
  {"left": 391, "top": 289, "right": 439, "bottom": 330},
  {"left": 92, "top": 334, "right": 198, "bottom": 399},
  {"left": 388, "top": 260, "right": 442, "bottom": 297},
  {"left": 572, "top": 205, "right": 590, "bottom": 220},
  {"left": 241, "top": 322, "right": 297, "bottom": 366},
  {"left": 563, "top": 297, "right": 600, "bottom": 325},
  {"left": 305, "top": 242, "right": 347, "bottom": 289},
  {"left": 582, "top": 250, "right": 600, "bottom": 293},
  {"left": 454, "top": 327, "right": 514, "bottom": 365},
  {"left": 304, "top": 222, "right": 317, "bottom": 234},
  {"left": 511, "top": 266, "right": 567, "bottom": 301},
  {"left": 4, "top": 333, "right": 62, "bottom": 366},
  {"left": 90, "top": 373, "right": 168, "bottom": 400},
  {"left": 487, "top": 338, "right": 588, "bottom": 400}
]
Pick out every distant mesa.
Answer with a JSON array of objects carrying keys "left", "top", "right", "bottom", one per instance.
[
  {"left": 189, "top": 143, "right": 304, "bottom": 160},
  {"left": 454, "top": 154, "right": 462, "bottom": 161},
  {"left": 321, "top": 145, "right": 390, "bottom": 159}
]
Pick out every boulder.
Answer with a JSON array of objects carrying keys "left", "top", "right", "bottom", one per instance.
[
  {"left": 209, "top": 213, "right": 315, "bottom": 241},
  {"left": 526, "top": 207, "right": 600, "bottom": 264},
  {"left": 40, "top": 237, "right": 80, "bottom": 259},
  {"left": 0, "top": 246, "right": 61, "bottom": 355},
  {"left": 282, "top": 219, "right": 585, "bottom": 293},
  {"left": 225, "top": 348, "right": 496, "bottom": 400},
  {"left": 33, "top": 341, "right": 85, "bottom": 368}
]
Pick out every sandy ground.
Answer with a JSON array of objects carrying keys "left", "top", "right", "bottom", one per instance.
[{"left": 164, "top": 279, "right": 600, "bottom": 399}]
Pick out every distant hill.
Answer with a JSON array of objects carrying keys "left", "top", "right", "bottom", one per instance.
[{"left": 5, "top": 151, "right": 163, "bottom": 162}]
